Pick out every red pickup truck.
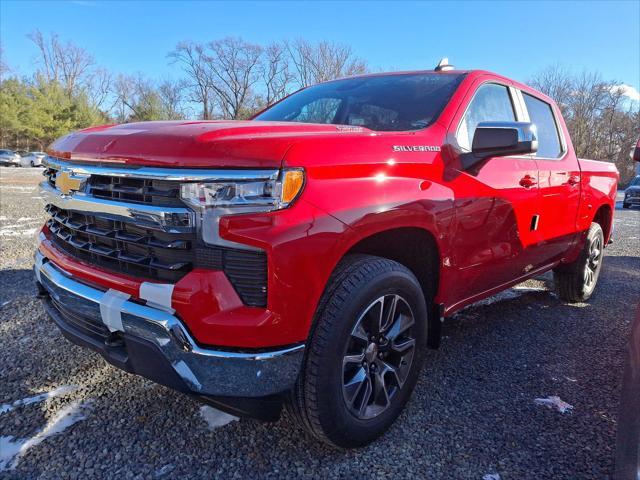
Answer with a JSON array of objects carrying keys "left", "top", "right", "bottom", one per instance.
[{"left": 35, "top": 67, "right": 618, "bottom": 448}]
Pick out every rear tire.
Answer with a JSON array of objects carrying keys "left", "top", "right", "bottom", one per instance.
[
  {"left": 288, "top": 254, "right": 428, "bottom": 448},
  {"left": 554, "top": 222, "right": 604, "bottom": 303},
  {"left": 623, "top": 203, "right": 630, "bottom": 209}
]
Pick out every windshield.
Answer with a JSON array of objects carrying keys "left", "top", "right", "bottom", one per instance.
[
  {"left": 255, "top": 73, "right": 465, "bottom": 132},
  {"left": 631, "top": 176, "right": 640, "bottom": 187}
]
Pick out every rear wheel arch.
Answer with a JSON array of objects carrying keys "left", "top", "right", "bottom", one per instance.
[{"left": 592, "top": 203, "right": 613, "bottom": 242}]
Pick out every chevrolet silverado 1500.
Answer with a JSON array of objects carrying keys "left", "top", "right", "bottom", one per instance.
[{"left": 35, "top": 67, "right": 618, "bottom": 448}]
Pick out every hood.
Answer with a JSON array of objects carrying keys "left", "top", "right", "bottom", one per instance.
[{"left": 48, "top": 120, "right": 375, "bottom": 168}]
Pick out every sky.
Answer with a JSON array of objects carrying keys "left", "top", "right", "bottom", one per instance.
[{"left": 1, "top": 0, "right": 639, "bottom": 100}]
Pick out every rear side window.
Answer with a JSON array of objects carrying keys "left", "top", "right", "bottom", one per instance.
[
  {"left": 522, "top": 93, "right": 563, "bottom": 158},
  {"left": 457, "top": 84, "right": 516, "bottom": 152}
]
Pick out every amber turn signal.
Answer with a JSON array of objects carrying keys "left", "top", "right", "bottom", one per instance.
[{"left": 281, "top": 169, "right": 305, "bottom": 204}]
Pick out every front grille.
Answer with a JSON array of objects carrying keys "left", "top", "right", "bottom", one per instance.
[
  {"left": 43, "top": 160, "right": 269, "bottom": 306},
  {"left": 47, "top": 205, "right": 194, "bottom": 282},
  {"left": 44, "top": 168, "right": 184, "bottom": 207},
  {"left": 89, "top": 175, "right": 184, "bottom": 206}
]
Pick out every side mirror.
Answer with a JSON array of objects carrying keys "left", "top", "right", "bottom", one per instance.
[
  {"left": 633, "top": 139, "right": 640, "bottom": 162},
  {"left": 461, "top": 121, "right": 538, "bottom": 169}
]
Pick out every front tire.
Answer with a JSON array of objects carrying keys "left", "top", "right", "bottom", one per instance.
[
  {"left": 554, "top": 222, "right": 605, "bottom": 303},
  {"left": 623, "top": 202, "right": 630, "bottom": 209},
  {"left": 289, "top": 255, "right": 428, "bottom": 448}
]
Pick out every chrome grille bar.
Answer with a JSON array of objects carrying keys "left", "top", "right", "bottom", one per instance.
[{"left": 44, "top": 157, "right": 280, "bottom": 182}]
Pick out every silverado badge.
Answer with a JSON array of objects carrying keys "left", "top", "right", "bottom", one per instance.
[{"left": 55, "top": 171, "right": 85, "bottom": 195}]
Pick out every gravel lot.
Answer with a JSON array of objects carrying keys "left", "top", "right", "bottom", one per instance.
[{"left": 1, "top": 166, "right": 638, "bottom": 479}]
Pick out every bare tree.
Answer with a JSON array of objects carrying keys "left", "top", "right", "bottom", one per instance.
[
  {"left": 529, "top": 64, "right": 574, "bottom": 116},
  {"left": 287, "top": 39, "right": 367, "bottom": 87},
  {"left": 168, "top": 42, "right": 213, "bottom": 119},
  {"left": 86, "top": 68, "right": 112, "bottom": 109},
  {"left": 158, "top": 78, "right": 186, "bottom": 119},
  {"left": 261, "top": 42, "right": 295, "bottom": 107},
  {"left": 28, "top": 30, "right": 95, "bottom": 96},
  {"left": 110, "top": 74, "right": 136, "bottom": 122},
  {"left": 205, "top": 37, "right": 263, "bottom": 119}
]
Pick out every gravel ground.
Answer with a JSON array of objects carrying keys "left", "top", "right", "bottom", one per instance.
[{"left": 1, "top": 166, "right": 638, "bottom": 479}]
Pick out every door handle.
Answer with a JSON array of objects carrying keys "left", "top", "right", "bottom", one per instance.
[
  {"left": 567, "top": 175, "right": 580, "bottom": 186},
  {"left": 519, "top": 175, "right": 537, "bottom": 188}
]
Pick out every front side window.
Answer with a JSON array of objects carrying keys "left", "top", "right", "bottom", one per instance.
[
  {"left": 457, "top": 84, "right": 516, "bottom": 152},
  {"left": 255, "top": 73, "right": 465, "bottom": 132},
  {"left": 522, "top": 93, "right": 563, "bottom": 159}
]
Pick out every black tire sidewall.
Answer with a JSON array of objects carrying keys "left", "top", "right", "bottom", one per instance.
[
  {"left": 576, "top": 223, "right": 605, "bottom": 300},
  {"left": 310, "top": 265, "right": 427, "bottom": 447}
]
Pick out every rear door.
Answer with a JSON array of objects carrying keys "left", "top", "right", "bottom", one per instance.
[
  {"left": 519, "top": 91, "right": 581, "bottom": 263},
  {"left": 445, "top": 80, "right": 542, "bottom": 306}
]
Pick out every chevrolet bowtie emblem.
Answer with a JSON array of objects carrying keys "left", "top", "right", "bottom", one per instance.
[{"left": 55, "top": 171, "right": 85, "bottom": 195}]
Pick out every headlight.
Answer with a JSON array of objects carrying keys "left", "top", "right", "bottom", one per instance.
[
  {"left": 180, "top": 168, "right": 304, "bottom": 211},
  {"left": 180, "top": 168, "right": 305, "bottom": 248}
]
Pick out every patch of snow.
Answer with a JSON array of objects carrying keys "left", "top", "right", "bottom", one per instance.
[
  {"left": 154, "top": 464, "right": 175, "bottom": 478},
  {"left": 0, "top": 227, "right": 37, "bottom": 237},
  {"left": 199, "top": 405, "right": 238, "bottom": 430},
  {"left": 1, "top": 301, "right": 10, "bottom": 308},
  {"left": 564, "top": 376, "right": 577, "bottom": 383},
  {"left": 0, "top": 400, "right": 93, "bottom": 471},
  {"left": 16, "top": 217, "right": 36, "bottom": 222},
  {"left": 534, "top": 396, "right": 574, "bottom": 414},
  {"left": 1, "top": 186, "right": 34, "bottom": 191},
  {"left": 0, "top": 385, "right": 77, "bottom": 414},
  {"left": 483, "top": 474, "right": 501, "bottom": 480}
]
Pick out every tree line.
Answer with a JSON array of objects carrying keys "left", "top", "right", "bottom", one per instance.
[{"left": 0, "top": 31, "right": 637, "bottom": 183}]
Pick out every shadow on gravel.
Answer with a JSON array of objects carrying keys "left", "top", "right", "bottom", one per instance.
[{"left": 0, "top": 268, "right": 37, "bottom": 305}]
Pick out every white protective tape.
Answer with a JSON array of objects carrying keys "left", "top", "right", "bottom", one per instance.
[
  {"left": 99, "top": 289, "right": 131, "bottom": 332},
  {"left": 139, "top": 282, "right": 175, "bottom": 313}
]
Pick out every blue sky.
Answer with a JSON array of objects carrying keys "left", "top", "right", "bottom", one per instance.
[{"left": 1, "top": 0, "right": 639, "bottom": 98}]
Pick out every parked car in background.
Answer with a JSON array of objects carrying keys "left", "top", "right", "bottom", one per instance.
[
  {"left": 35, "top": 66, "right": 619, "bottom": 448},
  {"left": 0, "top": 149, "right": 21, "bottom": 167},
  {"left": 623, "top": 176, "right": 640, "bottom": 209},
  {"left": 20, "top": 151, "right": 47, "bottom": 168}
]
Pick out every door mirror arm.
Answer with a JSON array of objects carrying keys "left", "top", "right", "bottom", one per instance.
[{"left": 460, "top": 121, "right": 538, "bottom": 170}]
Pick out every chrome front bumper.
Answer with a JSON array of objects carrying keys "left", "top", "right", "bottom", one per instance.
[{"left": 35, "top": 251, "right": 304, "bottom": 400}]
